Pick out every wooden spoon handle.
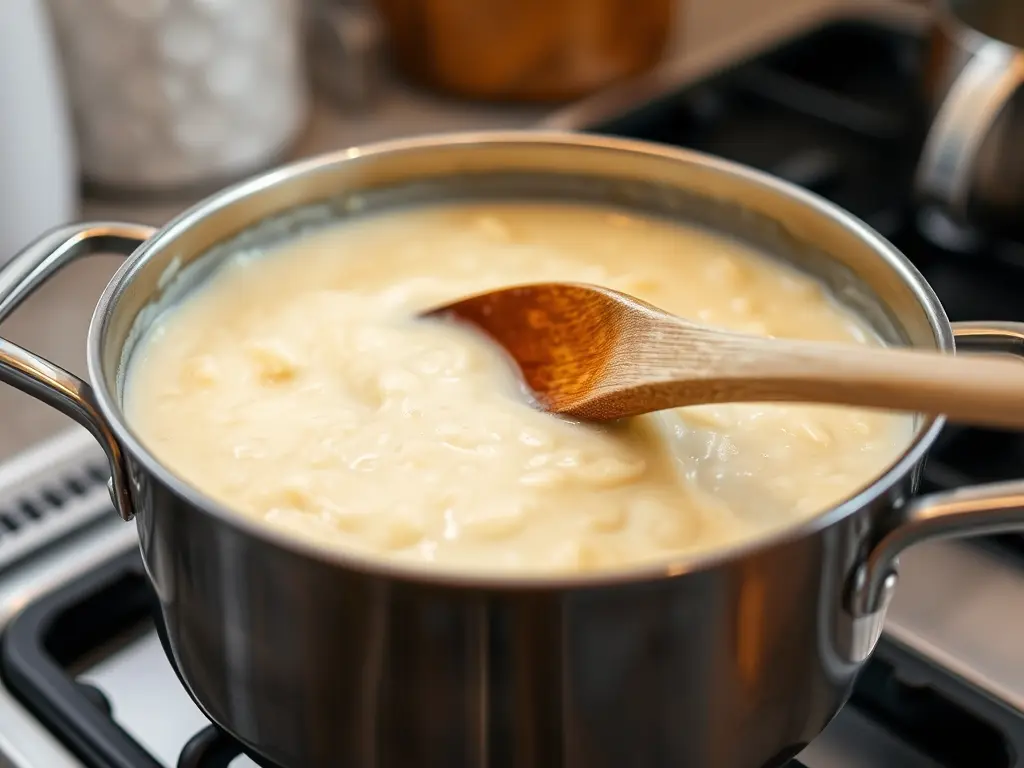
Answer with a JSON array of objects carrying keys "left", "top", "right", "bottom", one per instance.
[{"left": 682, "top": 335, "right": 1024, "bottom": 429}]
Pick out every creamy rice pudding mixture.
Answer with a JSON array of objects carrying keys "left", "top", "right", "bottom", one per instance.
[{"left": 126, "top": 202, "right": 912, "bottom": 572}]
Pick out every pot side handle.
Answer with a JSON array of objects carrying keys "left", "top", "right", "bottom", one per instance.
[
  {"left": 915, "top": 40, "right": 1024, "bottom": 220},
  {"left": 850, "top": 321, "right": 1024, "bottom": 617},
  {"left": 0, "top": 222, "right": 156, "bottom": 521}
]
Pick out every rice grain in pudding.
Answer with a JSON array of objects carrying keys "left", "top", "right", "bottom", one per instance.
[{"left": 125, "top": 202, "right": 913, "bottom": 573}]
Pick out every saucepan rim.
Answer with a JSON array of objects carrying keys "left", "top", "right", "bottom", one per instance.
[{"left": 87, "top": 130, "right": 951, "bottom": 590}]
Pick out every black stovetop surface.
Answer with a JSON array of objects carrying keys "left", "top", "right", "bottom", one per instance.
[{"left": 2, "top": 14, "right": 1024, "bottom": 768}]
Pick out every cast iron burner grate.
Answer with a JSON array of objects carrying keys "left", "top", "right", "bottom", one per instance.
[
  {"left": 0, "top": 547, "right": 1016, "bottom": 768},
  {"left": 0, "top": 551, "right": 280, "bottom": 768},
  {"left": 177, "top": 726, "right": 272, "bottom": 768},
  {"left": 177, "top": 729, "right": 274, "bottom": 768}
]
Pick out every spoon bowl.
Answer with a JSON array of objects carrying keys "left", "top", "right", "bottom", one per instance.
[{"left": 426, "top": 282, "right": 1024, "bottom": 427}]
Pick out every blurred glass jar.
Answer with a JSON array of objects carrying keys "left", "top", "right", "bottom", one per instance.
[
  {"left": 45, "top": 0, "right": 309, "bottom": 198},
  {"left": 372, "top": 0, "right": 675, "bottom": 102}
]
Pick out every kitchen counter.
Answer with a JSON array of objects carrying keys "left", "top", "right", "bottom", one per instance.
[{"left": 0, "top": 0, "right": 922, "bottom": 462}]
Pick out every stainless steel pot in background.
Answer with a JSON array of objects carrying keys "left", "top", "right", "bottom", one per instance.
[
  {"left": 916, "top": 0, "right": 1024, "bottom": 239},
  {"left": 1, "top": 133, "right": 1024, "bottom": 768}
]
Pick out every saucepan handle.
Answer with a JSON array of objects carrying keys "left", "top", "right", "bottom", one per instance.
[
  {"left": 915, "top": 39, "right": 1024, "bottom": 220},
  {"left": 849, "top": 321, "right": 1024, "bottom": 617},
  {"left": 0, "top": 223, "right": 157, "bottom": 521}
]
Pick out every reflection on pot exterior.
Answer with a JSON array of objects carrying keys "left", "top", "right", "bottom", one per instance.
[{"left": 136, "top": 477, "right": 894, "bottom": 768}]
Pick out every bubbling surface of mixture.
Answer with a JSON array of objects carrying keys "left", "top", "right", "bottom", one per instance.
[{"left": 126, "top": 202, "right": 914, "bottom": 573}]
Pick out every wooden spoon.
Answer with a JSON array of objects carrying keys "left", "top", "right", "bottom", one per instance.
[{"left": 423, "top": 282, "right": 1024, "bottom": 427}]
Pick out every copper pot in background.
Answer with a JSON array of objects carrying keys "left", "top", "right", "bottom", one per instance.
[{"left": 372, "top": 0, "right": 675, "bottom": 102}]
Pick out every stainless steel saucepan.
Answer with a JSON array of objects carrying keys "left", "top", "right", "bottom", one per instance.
[{"left": 1, "top": 133, "right": 1024, "bottom": 768}]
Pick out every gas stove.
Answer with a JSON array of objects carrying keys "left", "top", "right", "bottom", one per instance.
[{"left": 0, "top": 13, "right": 1023, "bottom": 768}]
